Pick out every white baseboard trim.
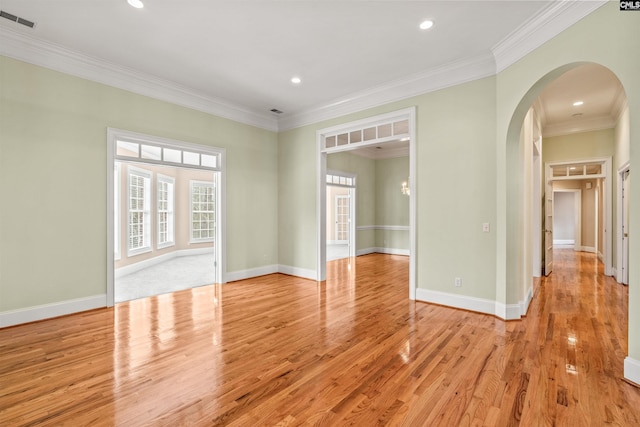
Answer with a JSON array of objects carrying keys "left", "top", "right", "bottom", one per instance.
[
  {"left": 356, "top": 225, "right": 410, "bottom": 231},
  {"left": 416, "top": 288, "right": 524, "bottom": 320},
  {"left": 554, "top": 239, "right": 575, "bottom": 245},
  {"left": 278, "top": 265, "right": 317, "bottom": 281},
  {"left": 225, "top": 264, "right": 279, "bottom": 282},
  {"left": 357, "top": 247, "right": 377, "bottom": 256},
  {"left": 580, "top": 246, "right": 596, "bottom": 253},
  {"left": 598, "top": 251, "right": 604, "bottom": 263},
  {"left": 495, "top": 302, "right": 523, "bottom": 320},
  {"left": 356, "top": 247, "right": 409, "bottom": 256},
  {"left": 520, "top": 286, "right": 534, "bottom": 316},
  {"left": 0, "top": 294, "right": 107, "bottom": 328},
  {"left": 624, "top": 357, "right": 640, "bottom": 386},
  {"left": 115, "top": 247, "right": 214, "bottom": 279},
  {"left": 373, "top": 247, "right": 410, "bottom": 256},
  {"left": 417, "top": 288, "right": 503, "bottom": 319}
]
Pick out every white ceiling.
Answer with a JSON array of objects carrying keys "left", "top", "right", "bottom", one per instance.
[
  {"left": 536, "top": 63, "right": 626, "bottom": 137},
  {"left": 0, "top": 0, "right": 610, "bottom": 133}
]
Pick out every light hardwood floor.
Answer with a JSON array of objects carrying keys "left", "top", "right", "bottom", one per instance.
[{"left": 1, "top": 251, "right": 639, "bottom": 425}]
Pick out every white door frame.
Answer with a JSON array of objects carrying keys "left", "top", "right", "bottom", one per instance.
[
  {"left": 552, "top": 189, "right": 582, "bottom": 250},
  {"left": 326, "top": 174, "right": 357, "bottom": 258},
  {"left": 617, "top": 162, "right": 630, "bottom": 284},
  {"left": 544, "top": 157, "right": 612, "bottom": 276},
  {"left": 106, "top": 128, "right": 226, "bottom": 307},
  {"left": 316, "top": 107, "right": 416, "bottom": 299},
  {"left": 532, "top": 136, "right": 542, "bottom": 277}
]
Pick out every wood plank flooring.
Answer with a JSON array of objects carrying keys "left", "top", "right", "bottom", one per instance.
[{"left": 1, "top": 250, "right": 639, "bottom": 426}]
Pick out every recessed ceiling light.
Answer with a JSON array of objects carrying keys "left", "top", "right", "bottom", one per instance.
[
  {"left": 419, "top": 20, "right": 434, "bottom": 30},
  {"left": 573, "top": 101, "right": 584, "bottom": 106},
  {"left": 127, "top": 0, "right": 144, "bottom": 9},
  {"left": 291, "top": 76, "right": 302, "bottom": 85}
]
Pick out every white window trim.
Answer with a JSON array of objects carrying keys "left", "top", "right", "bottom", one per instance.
[
  {"left": 127, "top": 165, "right": 153, "bottom": 257},
  {"left": 114, "top": 163, "right": 122, "bottom": 261},
  {"left": 107, "top": 127, "right": 227, "bottom": 307},
  {"left": 157, "top": 174, "right": 176, "bottom": 250},
  {"left": 190, "top": 180, "right": 216, "bottom": 244}
]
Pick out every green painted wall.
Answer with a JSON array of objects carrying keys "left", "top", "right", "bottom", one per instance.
[
  {"left": 279, "top": 76, "right": 498, "bottom": 301},
  {"left": 327, "top": 152, "right": 376, "bottom": 251},
  {"left": 0, "top": 56, "right": 278, "bottom": 311},
  {"left": 325, "top": 154, "right": 410, "bottom": 253},
  {"left": 375, "top": 157, "right": 410, "bottom": 250},
  {"left": 543, "top": 128, "right": 615, "bottom": 163}
]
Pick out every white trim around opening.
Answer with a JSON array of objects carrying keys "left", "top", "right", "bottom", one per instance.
[
  {"left": 107, "top": 128, "right": 226, "bottom": 307},
  {"left": 316, "top": 107, "right": 416, "bottom": 299}
]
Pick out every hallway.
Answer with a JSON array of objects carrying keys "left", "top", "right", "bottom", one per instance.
[
  {"left": 524, "top": 248, "right": 634, "bottom": 424},
  {"left": 0, "top": 252, "right": 638, "bottom": 425}
]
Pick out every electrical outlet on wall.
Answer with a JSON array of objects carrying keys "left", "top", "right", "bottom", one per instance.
[{"left": 455, "top": 277, "right": 462, "bottom": 287}]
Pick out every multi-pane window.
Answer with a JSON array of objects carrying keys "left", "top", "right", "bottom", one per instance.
[
  {"left": 191, "top": 181, "right": 215, "bottom": 242},
  {"left": 128, "top": 167, "right": 151, "bottom": 255},
  {"left": 157, "top": 175, "right": 175, "bottom": 249}
]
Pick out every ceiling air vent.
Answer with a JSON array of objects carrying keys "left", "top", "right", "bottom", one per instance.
[
  {"left": 0, "top": 10, "right": 36, "bottom": 28},
  {"left": 270, "top": 108, "right": 283, "bottom": 114}
]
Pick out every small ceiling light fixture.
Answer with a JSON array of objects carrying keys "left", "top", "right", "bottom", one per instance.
[
  {"left": 419, "top": 20, "right": 434, "bottom": 30},
  {"left": 127, "top": 0, "right": 144, "bottom": 9},
  {"left": 573, "top": 101, "right": 584, "bottom": 106},
  {"left": 291, "top": 76, "right": 302, "bottom": 85}
]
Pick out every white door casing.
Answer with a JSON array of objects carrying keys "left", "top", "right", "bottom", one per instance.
[
  {"left": 623, "top": 169, "right": 630, "bottom": 285},
  {"left": 545, "top": 164, "right": 554, "bottom": 276}
]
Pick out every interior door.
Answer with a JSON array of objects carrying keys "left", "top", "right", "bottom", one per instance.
[
  {"left": 544, "top": 166, "right": 554, "bottom": 276},
  {"left": 335, "top": 195, "right": 350, "bottom": 244},
  {"left": 622, "top": 170, "right": 630, "bottom": 285}
]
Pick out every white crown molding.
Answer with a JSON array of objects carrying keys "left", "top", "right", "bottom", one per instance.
[
  {"left": 492, "top": 0, "right": 608, "bottom": 73},
  {"left": 543, "top": 114, "right": 615, "bottom": 138},
  {"left": 0, "top": 26, "right": 278, "bottom": 132},
  {"left": 612, "top": 86, "right": 629, "bottom": 123},
  {"left": 278, "top": 53, "right": 497, "bottom": 132},
  {"left": 1, "top": 0, "right": 606, "bottom": 134}
]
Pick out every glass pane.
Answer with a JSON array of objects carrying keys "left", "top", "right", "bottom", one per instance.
[
  {"left": 140, "top": 145, "right": 161, "bottom": 160},
  {"left": 586, "top": 164, "right": 601, "bottom": 175},
  {"left": 326, "top": 175, "right": 333, "bottom": 183},
  {"left": 363, "top": 127, "right": 376, "bottom": 141},
  {"left": 393, "top": 119, "right": 409, "bottom": 135},
  {"left": 202, "top": 154, "right": 217, "bottom": 168},
  {"left": 377, "top": 123, "right": 392, "bottom": 138},
  {"left": 116, "top": 141, "right": 139, "bottom": 157},
  {"left": 340, "top": 177, "right": 346, "bottom": 185},
  {"left": 183, "top": 151, "right": 200, "bottom": 166},
  {"left": 337, "top": 133, "right": 348, "bottom": 146},
  {"left": 568, "top": 165, "right": 582, "bottom": 176},
  {"left": 552, "top": 166, "right": 566, "bottom": 177},
  {"left": 325, "top": 136, "right": 336, "bottom": 148},
  {"left": 164, "top": 148, "right": 181, "bottom": 163},
  {"left": 349, "top": 130, "right": 362, "bottom": 144}
]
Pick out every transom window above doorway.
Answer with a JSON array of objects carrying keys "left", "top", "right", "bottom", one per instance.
[
  {"left": 322, "top": 118, "right": 409, "bottom": 151},
  {"left": 116, "top": 140, "right": 220, "bottom": 171},
  {"left": 552, "top": 162, "right": 602, "bottom": 178}
]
